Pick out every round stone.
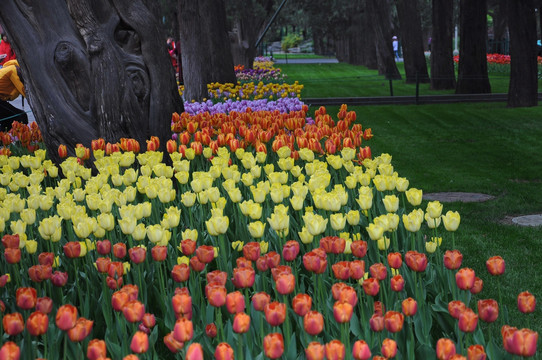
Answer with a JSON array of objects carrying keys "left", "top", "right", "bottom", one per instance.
[
  {"left": 423, "top": 192, "right": 494, "bottom": 203},
  {"left": 510, "top": 214, "right": 542, "bottom": 227}
]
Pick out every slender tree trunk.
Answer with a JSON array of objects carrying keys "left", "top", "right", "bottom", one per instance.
[
  {"left": 430, "top": 0, "right": 456, "bottom": 89},
  {"left": 456, "top": 0, "right": 491, "bottom": 94},
  {"left": 360, "top": 1, "right": 378, "bottom": 69},
  {"left": 492, "top": 0, "right": 508, "bottom": 54},
  {"left": 507, "top": 0, "right": 538, "bottom": 107},
  {"left": 367, "top": 0, "right": 402, "bottom": 79},
  {"left": 178, "top": 0, "right": 236, "bottom": 102},
  {"left": 396, "top": 0, "right": 430, "bottom": 83},
  {"left": 0, "top": 0, "right": 183, "bottom": 163}
]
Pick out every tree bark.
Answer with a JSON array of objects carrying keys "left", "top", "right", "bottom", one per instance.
[
  {"left": 507, "top": 0, "right": 538, "bottom": 107},
  {"left": 178, "top": 0, "right": 236, "bottom": 102},
  {"left": 491, "top": 0, "right": 508, "bottom": 53},
  {"left": 0, "top": 0, "right": 183, "bottom": 164},
  {"left": 396, "top": 0, "right": 430, "bottom": 83},
  {"left": 456, "top": 0, "right": 491, "bottom": 94},
  {"left": 367, "top": 0, "right": 402, "bottom": 79},
  {"left": 430, "top": 0, "right": 456, "bottom": 89}
]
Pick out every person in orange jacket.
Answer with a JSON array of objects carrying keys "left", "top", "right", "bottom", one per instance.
[
  {"left": 0, "top": 59, "right": 28, "bottom": 131},
  {"left": 0, "top": 34, "right": 16, "bottom": 66}
]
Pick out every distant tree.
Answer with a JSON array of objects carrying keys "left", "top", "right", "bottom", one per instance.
[
  {"left": 456, "top": 0, "right": 491, "bottom": 94},
  {"left": 179, "top": 0, "right": 236, "bottom": 102},
  {"left": 430, "top": 0, "right": 456, "bottom": 89},
  {"left": 396, "top": 0, "right": 430, "bottom": 83},
  {"left": 507, "top": 0, "right": 538, "bottom": 107},
  {"left": 367, "top": 0, "right": 402, "bottom": 79},
  {"left": 0, "top": 0, "right": 183, "bottom": 163},
  {"left": 488, "top": 0, "right": 508, "bottom": 54}
]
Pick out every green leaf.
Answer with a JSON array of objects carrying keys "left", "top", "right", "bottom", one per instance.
[
  {"left": 286, "top": 332, "right": 298, "bottom": 359},
  {"left": 350, "top": 312, "right": 362, "bottom": 337},
  {"left": 486, "top": 338, "right": 508, "bottom": 360}
]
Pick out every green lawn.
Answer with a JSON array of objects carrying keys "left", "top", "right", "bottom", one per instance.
[
  {"left": 315, "top": 102, "right": 542, "bottom": 340},
  {"left": 280, "top": 62, "right": 540, "bottom": 98}
]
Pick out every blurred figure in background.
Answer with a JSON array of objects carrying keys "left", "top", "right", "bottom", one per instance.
[
  {"left": 0, "top": 34, "right": 16, "bottom": 66},
  {"left": 0, "top": 59, "right": 28, "bottom": 131}
]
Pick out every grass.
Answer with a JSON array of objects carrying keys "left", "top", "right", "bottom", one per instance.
[
  {"left": 316, "top": 102, "right": 542, "bottom": 341},
  {"left": 270, "top": 53, "right": 332, "bottom": 60},
  {"left": 280, "top": 62, "right": 540, "bottom": 98}
]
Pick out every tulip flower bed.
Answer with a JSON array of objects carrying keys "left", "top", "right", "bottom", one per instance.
[
  {"left": 453, "top": 53, "right": 542, "bottom": 74},
  {"left": 0, "top": 103, "right": 539, "bottom": 360},
  {"left": 182, "top": 97, "right": 306, "bottom": 116}
]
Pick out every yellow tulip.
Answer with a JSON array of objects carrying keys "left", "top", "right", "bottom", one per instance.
[
  {"left": 97, "top": 213, "right": 115, "bottom": 231},
  {"left": 426, "top": 201, "right": 443, "bottom": 219},
  {"left": 276, "top": 146, "right": 291, "bottom": 159},
  {"left": 442, "top": 211, "right": 461, "bottom": 232},
  {"left": 366, "top": 223, "right": 384, "bottom": 241},
  {"left": 387, "top": 213, "right": 400, "bottom": 231},
  {"left": 264, "top": 164, "right": 275, "bottom": 175},
  {"left": 377, "top": 237, "right": 391, "bottom": 251},
  {"left": 382, "top": 195, "right": 399, "bottom": 213},
  {"left": 178, "top": 256, "right": 190, "bottom": 265},
  {"left": 25, "top": 240, "right": 38, "bottom": 254},
  {"left": 330, "top": 213, "right": 347, "bottom": 231},
  {"left": 93, "top": 226, "right": 106, "bottom": 238},
  {"left": 302, "top": 212, "right": 328, "bottom": 236},
  {"left": 78, "top": 241, "right": 88, "bottom": 257},
  {"left": 267, "top": 212, "right": 290, "bottom": 232},
  {"left": 425, "top": 240, "right": 437, "bottom": 254},
  {"left": 290, "top": 195, "right": 304, "bottom": 211},
  {"left": 206, "top": 215, "right": 229, "bottom": 236},
  {"left": 111, "top": 174, "right": 123, "bottom": 187},
  {"left": 226, "top": 188, "right": 241, "bottom": 203},
  {"left": 146, "top": 224, "right": 164, "bottom": 244},
  {"left": 175, "top": 171, "right": 190, "bottom": 185},
  {"left": 402, "top": 212, "right": 422, "bottom": 233},
  {"left": 181, "top": 192, "right": 197, "bottom": 207},
  {"left": 356, "top": 193, "right": 373, "bottom": 211},
  {"left": 0, "top": 218, "right": 4, "bottom": 233},
  {"left": 277, "top": 157, "right": 294, "bottom": 171},
  {"left": 232, "top": 241, "right": 244, "bottom": 251},
  {"left": 395, "top": 177, "right": 409, "bottom": 192},
  {"left": 256, "top": 151, "right": 267, "bottom": 164},
  {"left": 378, "top": 163, "right": 394, "bottom": 176},
  {"left": 250, "top": 165, "right": 262, "bottom": 178},
  {"left": 119, "top": 217, "right": 137, "bottom": 235},
  {"left": 425, "top": 212, "right": 441, "bottom": 229},
  {"left": 246, "top": 203, "right": 262, "bottom": 220},
  {"left": 247, "top": 221, "right": 266, "bottom": 238},
  {"left": 10, "top": 219, "right": 26, "bottom": 235},
  {"left": 270, "top": 184, "right": 284, "bottom": 203},
  {"left": 298, "top": 226, "right": 314, "bottom": 244},
  {"left": 251, "top": 186, "right": 267, "bottom": 203},
  {"left": 182, "top": 229, "right": 198, "bottom": 242},
  {"left": 73, "top": 219, "right": 94, "bottom": 239},
  {"left": 405, "top": 188, "right": 423, "bottom": 206},
  {"left": 345, "top": 175, "right": 357, "bottom": 189},
  {"left": 340, "top": 147, "right": 356, "bottom": 161},
  {"left": 38, "top": 216, "right": 62, "bottom": 240},
  {"left": 374, "top": 215, "right": 390, "bottom": 232},
  {"left": 39, "top": 195, "right": 54, "bottom": 211},
  {"left": 259, "top": 241, "right": 269, "bottom": 254},
  {"left": 131, "top": 223, "right": 146, "bottom": 241}
]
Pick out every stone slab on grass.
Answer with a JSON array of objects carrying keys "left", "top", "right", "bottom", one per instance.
[
  {"left": 423, "top": 192, "right": 495, "bottom": 203},
  {"left": 510, "top": 214, "right": 542, "bottom": 227}
]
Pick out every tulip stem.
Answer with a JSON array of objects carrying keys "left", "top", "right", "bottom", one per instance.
[
  {"left": 282, "top": 294, "right": 292, "bottom": 348},
  {"left": 237, "top": 333, "right": 244, "bottom": 360}
]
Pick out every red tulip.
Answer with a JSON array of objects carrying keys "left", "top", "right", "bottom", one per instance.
[
  {"left": 236, "top": 256, "right": 252, "bottom": 269},
  {"left": 477, "top": 299, "right": 499, "bottom": 323},
  {"left": 470, "top": 277, "right": 483, "bottom": 294},
  {"left": 352, "top": 340, "right": 371, "bottom": 360},
  {"left": 28, "top": 264, "right": 53, "bottom": 283},
  {"left": 390, "top": 274, "right": 405, "bottom": 292},
  {"left": 113, "top": 243, "right": 127, "bottom": 259},
  {"left": 16, "top": 287, "right": 37, "bottom": 310},
  {"left": 458, "top": 308, "right": 478, "bottom": 333},
  {"left": 186, "top": 343, "right": 204, "bottom": 360},
  {"left": 4, "top": 248, "right": 21, "bottom": 264},
  {"left": 282, "top": 240, "right": 300, "bottom": 261},
  {"left": 195, "top": 245, "right": 215, "bottom": 264},
  {"left": 108, "top": 261, "right": 124, "bottom": 278},
  {"left": 467, "top": 344, "right": 486, "bottom": 360},
  {"left": 96, "top": 240, "right": 112, "bottom": 255},
  {"left": 55, "top": 304, "right": 78, "bottom": 331},
  {"left": 206, "top": 270, "right": 228, "bottom": 286},
  {"left": 443, "top": 250, "right": 463, "bottom": 270},
  {"left": 3, "top": 312, "right": 24, "bottom": 336},
  {"left": 486, "top": 256, "right": 505, "bottom": 276},
  {"left": 502, "top": 325, "right": 538, "bottom": 357},
  {"left": 87, "top": 339, "right": 107, "bottom": 360},
  {"left": 123, "top": 300, "right": 146, "bottom": 323},
  {"left": 26, "top": 311, "right": 49, "bottom": 336},
  {"left": 362, "top": 278, "right": 380, "bottom": 297},
  {"left": 264, "top": 301, "right": 286, "bottom": 326},
  {"left": 275, "top": 273, "right": 295, "bottom": 295},
  {"left": 351, "top": 240, "right": 368, "bottom": 258},
  {"left": 333, "top": 300, "right": 353, "bottom": 323},
  {"left": 256, "top": 256, "right": 269, "bottom": 272},
  {"left": 180, "top": 239, "right": 196, "bottom": 255},
  {"left": 189, "top": 256, "right": 205, "bottom": 271},
  {"left": 128, "top": 246, "right": 146, "bottom": 264},
  {"left": 215, "top": 342, "right": 234, "bottom": 360},
  {"left": 369, "top": 314, "right": 384, "bottom": 332},
  {"left": 205, "top": 323, "right": 217, "bottom": 338},
  {"left": 448, "top": 300, "right": 466, "bottom": 319},
  {"left": 325, "top": 339, "right": 345, "bottom": 360},
  {"left": 106, "top": 276, "right": 123, "bottom": 290},
  {"left": 381, "top": 338, "right": 397, "bottom": 358},
  {"left": 130, "top": 331, "right": 149, "bottom": 353},
  {"left": 225, "top": 291, "right": 245, "bottom": 314},
  {"left": 242, "top": 242, "right": 261, "bottom": 261},
  {"left": 251, "top": 292, "right": 271, "bottom": 312},
  {"left": 232, "top": 312, "right": 250, "bottom": 333},
  {"left": 387, "top": 252, "right": 402, "bottom": 269},
  {"left": 405, "top": 250, "right": 428, "bottom": 272},
  {"left": 2, "top": 234, "right": 19, "bottom": 249},
  {"left": 518, "top": 291, "right": 536, "bottom": 314},
  {"left": 51, "top": 271, "right": 69, "bottom": 287},
  {"left": 263, "top": 333, "right": 284, "bottom": 359},
  {"left": 67, "top": 317, "right": 93, "bottom": 342},
  {"left": 265, "top": 251, "right": 281, "bottom": 268},
  {"left": 292, "top": 293, "right": 312, "bottom": 317},
  {"left": 455, "top": 268, "right": 476, "bottom": 290},
  {"left": 369, "top": 263, "right": 387, "bottom": 281},
  {"left": 63, "top": 241, "right": 81, "bottom": 258},
  {"left": 38, "top": 252, "right": 55, "bottom": 266},
  {"left": 384, "top": 311, "right": 404, "bottom": 333},
  {"left": 303, "top": 250, "right": 327, "bottom": 274},
  {"left": 206, "top": 283, "right": 227, "bottom": 307},
  {"left": 0, "top": 342, "right": 20, "bottom": 360},
  {"left": 349, "top": 260, "right": 365, "bottom": 280},
  {"left": 163, "top": 331, "right": 184, "bottom": 353},
  {"left": 36, "top": 297, "right": 53, "bottom": 314},
  {"left": 172, "top": 293, "right": 192, "bottom": 318},
  {"left": 374, "top": 301, "right": 385, "bottom": 316},
  {"left": 232, "top": 266, "right": 255, "bottom": 288},
  {"left": 436, "top": 338, "right": 456, "bottom": 360},
  {"left": 306, "top": 341, "right": 325, "bottom": 360},
  {"left": 402, "top": 297, "right": 418, "bottom": 317},
  {"left": 303, "top": 310, "right": 324, "bottom": 336},
  {"left": 332, "top": 261, "right": 351, "bottom": 280},
  {"left": 173, "top": 317, "right": 193, "bottom": 342}
]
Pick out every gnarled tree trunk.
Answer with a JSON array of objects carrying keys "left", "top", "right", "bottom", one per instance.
[{"left": 0, "top": 0, "right": 183, "bottom": 163}]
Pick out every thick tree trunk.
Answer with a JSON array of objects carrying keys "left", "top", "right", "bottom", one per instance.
[
  {"left": 178, "top": 0, "right": 236, "bottom": 102},
  {"left": 456, "top": 0, "right": 491, "bottom": 94},
  {"left": 0, "top": 0, "right": 183, "bottom": 163},
  {"left": 396, "top": 0, "right": 430, "bottom": 83},
  {"left": 367, "top": 0, "right": 402, "bottom": 80},
  {"left": 507, "top": 0, "right": 538, "bottom": 107},
  {"left": 430, "top": 0, "right": 456, "bottom": 89}
]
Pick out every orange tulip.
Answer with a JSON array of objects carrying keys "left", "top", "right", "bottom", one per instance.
[
  {"left": 123, "top": 300, "right": 145, "bottom": 323},
  {"left": 225, "top": 291, "right": 245, "bottom": 314},
  {"left": 206, "top": 270, "right": 228, "bottom": 286},
  {"left": 443, "top": 250, "right": 463, "bottom": 270},
  {"left": 448, "top": 300, "right": 466, "bottom": 319},
  {"left": 390, "top": 274, "right": 405, "bottom": 292},
  {"left": 185, "top": 343, "right": 204, "bottom": 360},
  {"left": 4, "top": 248, "right": 21, "bottom": 264},
  {"left": 517, "top": 291, "right": 536, "bottom": 314},
  {"left": 338, "top": 286, "right": 358, "bottom": 307},
  {"left": 171, "top": 264, "right": 190, "bottom": 283},
  {"left": 2, "top": 234, "right": 20, "bottom": 249},
  {"left": 384, "top": 311, "right": 404, "bottom": 333},
  {"left": 130, "top": 331, "right": 149, "bottom": 354},
  {"left": 264, "top": 301, "right": 286, "bottom": 326},
  {"left": 292, "top": 293, "right": 312, "bottom": 317},
  {"left": 173, "top": 317, "right": 193, "bottom": 343},
  {"left": 402, "top": 297, "right": 418, "bottom": 317},
  {"left": 349, "top": 260, "right": 365, "bottom": 280},
  {"left": 87, "top": 339, "right": 107, "bottom": 360},
  {"left": 28, "top": 265, "right": 52, "bottom": 283},
  {"left": 232, "top": 266, "right": 255, "bottom": 288},
  {"left": 111, "top": 291, "right": 130, "bottom": 312},
  {"left": 0, "top": 342, "right": 20, "bottom": 360},
  {"left": 275, "top": 273, "right": 295, "bottom": 295},
  {"left": 369, "top": 313, "right": 384, "bottom": 332},
  {"left": 236, "top": 256, "right": 252, "bottom": 269},
  {"left": 232, "top": 312, "right": 251, "bottom": 333},
  {"left": 477, "top": 299, "right": 498, "bottom": 323},
  {"left": 282, "top": 240, "right": 300, "bottom": 261},
  {"left": 436, "top": 338, "right": 456, "bottom": 360},
  {"left": 381, "top": 338, "right": 397, "bottom": 358},
  {"left": 151, "top": 246, "right": 167, "bottom": 262},
  {"left": 195, "top": 245, "right": 215, "bottom": 264},
  {"left": 108, "top": 261, "right": 124, "bottom": 278},
  {"left": 180, "top": 239, "right": 197, "bottom": 256},
  {"left": 16, "top": 287, "right": 37, "bottom": 310},
  {"left": 325, "top": 340, "right": 345, "bottom": 360},
  {"left": 263, "top": 333, "right": 284, "bottom": 359},
  {"left": 172, "top": 293, "right": 192, "bottom": 318},
  {"left": 332, "top": 261, "right": 351, "bottom": 280},
  {"left": 128, "top": 247, "right": 146, "bottom": 264},
  {"left": 455, "top": 268, "right": 476, "bottom": 291},
  {"left": 142, "top": 313, "right": 156, "bottom": 328},
  {"left": 96, "top": 257, "right": 112, "bottom": 273},
  {"left": 351, "top": 240, "right": 368, "bottom": 258},
  {"left": 303, "top": 250, "right": 327, "bottom": 274},
  {"left": 266, "top": 251, "right": 281, "bottom": 269},
  {"left": 242, "top": 242, "right": 261, "bottom": 261},
  {"left": 486, "top": 256, "right": 505, "bottom": 276},
  {"left": 251, "top": 292, "right": 271, "bottom": 312},
  {"left": 369, "top": 263, "right": 387, "bottom": 281},
  {"left": 67, "top": 317, "right": 93, "bottom": 342},
  {"left": 26, "top": 311, "right": 49, "bottom": 336},
  {"left": 387, "top": 252, "right": 402, "bottom": 269},
  {"left": 63, "top": 241, "right": 81, "bottom": 258},
  {"left": 36, "top": 297, "right": 53, "bottom": 314},
  {"left": 166, "top": 139, "right": 177, "bottom": 153},
  {"left": 206, "top": 283, "right": 227, "bottom": 307},
  {"left": 106, "top": 276, "right": 123, "bottom": 290},
  {"left": 352, "top": 340, "right": 371, "bottom": 360},
  {"left": 55, "top": 304, "right": 78, "bottom": 331},
  {"left": 305, "top": 341, "right": 325, "bottom": 360},
  {"left": 113, "top": 243, "right": 127, "bottom": 259},
  {"left": 333, "top": 300, "right": 353, "bottom": 323},
  {"left": 502, "top": 326, "right": 538, "bottom": 357},
  {"left": 470, "top": 277, "right": 483, "bottom": 294},
  {"left": 467, "top": 344, "right": 486, "bottom": 360},
  {"left": 458, "top": 308, "right": 478, "bottom": 333},
  {"left": 362, "top": 278, "right": 380, "bottom": 297},
  {"left": 163, "top": 331, "right": 184, "bottom": 353},
  {"left": 303, "top": 310, "right": 324, "bottom": 336},
  {"left": 3, "top": 312, "right": 25, "bottom": 336},
  {"left": 38, "top": 252, "right": 55, "bottom": 265},
  {"left": 405, "top": 250, "right": 428, "bottom": 272},
  {"left": 215, "top": 342, "right": 234, "bottom": 360}
]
